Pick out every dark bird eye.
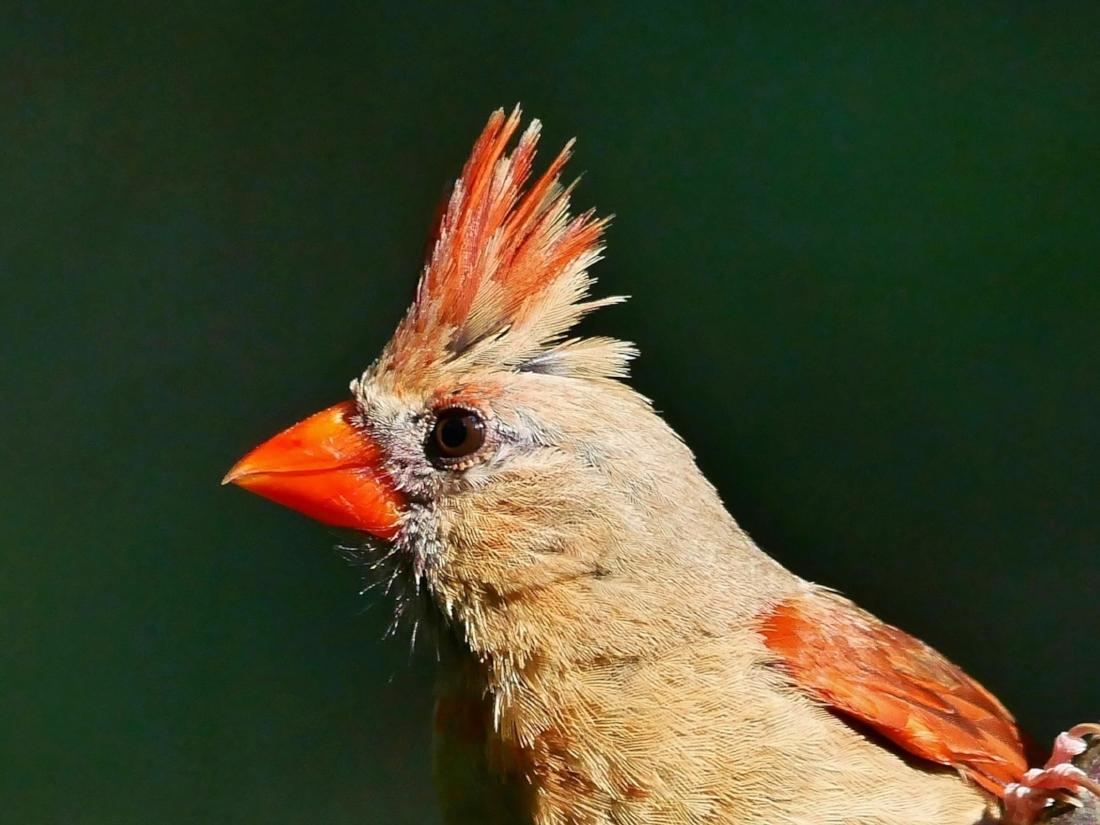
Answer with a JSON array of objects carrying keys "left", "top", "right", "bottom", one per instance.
[{"left": 430, "top": 408, "right": 485, "bottom": 462}]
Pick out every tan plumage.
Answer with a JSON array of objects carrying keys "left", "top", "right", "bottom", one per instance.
[
  {"left": 354, "top": 107, "right": 1013, "bottom": 824},
  {"left": 225, "top": 107, "right": 1092, "bottom": 824}
]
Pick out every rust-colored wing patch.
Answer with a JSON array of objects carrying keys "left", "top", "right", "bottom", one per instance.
[{"left": 759, "top": 591, "right": 1028, "bottom": 796}]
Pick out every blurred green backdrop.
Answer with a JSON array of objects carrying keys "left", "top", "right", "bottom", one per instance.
[{"left": 3, "top": 2, "right": 1099, "bottom": 823}]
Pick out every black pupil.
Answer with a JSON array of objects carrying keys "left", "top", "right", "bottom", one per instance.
[
  {"left": 439, "top": 416, "right": 470, "bottom": 450},
  {"left": 432, "top": 409, "right": 484, "bottom": 461}
]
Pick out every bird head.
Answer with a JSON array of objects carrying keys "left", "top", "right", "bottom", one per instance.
[{"left": 225, "top": 108, "right": 731, "bottom": 662}]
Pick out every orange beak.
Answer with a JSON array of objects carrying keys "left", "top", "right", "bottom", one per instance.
[{"left": 222, "top": 401, "right": 405, "bottom": 540}]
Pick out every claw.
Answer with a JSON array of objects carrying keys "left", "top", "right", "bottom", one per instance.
[
  {"left": 1066, "top": 723, "right": 1100, "bottom": 741},
  {"left": 1002, "top": 724, "right": 1100, "bottom": 825}
]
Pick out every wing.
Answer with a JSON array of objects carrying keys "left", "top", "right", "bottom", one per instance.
[{"left": 759, "top": 590, "right": 1029, "bottom": 796}]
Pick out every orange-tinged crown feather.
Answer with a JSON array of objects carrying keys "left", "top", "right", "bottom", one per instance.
[{"left": 372, "top": 107, "right": 634, "bottom": 389}]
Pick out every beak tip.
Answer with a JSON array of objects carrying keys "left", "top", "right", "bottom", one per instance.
[{"left": 221, "top": 461, "right": 248, "bottom": 486}]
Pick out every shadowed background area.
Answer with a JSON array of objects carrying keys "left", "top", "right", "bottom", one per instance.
[{"left": 3, "top": 2, "right": 1099, "bottom": 823}]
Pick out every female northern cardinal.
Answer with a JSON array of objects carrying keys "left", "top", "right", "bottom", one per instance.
[{"left": 225, "top": 108, "right": 1098, "bottom": 824}]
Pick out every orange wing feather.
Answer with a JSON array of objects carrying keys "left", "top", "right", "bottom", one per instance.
[{"left": 760, "top": 591, "right": 1028, "bottom": 796}]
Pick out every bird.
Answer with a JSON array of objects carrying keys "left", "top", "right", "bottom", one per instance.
[{"left": 224, "top": 107, "right": 1098, "bottom": 824}]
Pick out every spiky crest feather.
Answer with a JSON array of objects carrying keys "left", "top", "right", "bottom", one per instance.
[{"left": 373, "top": 107, "right": 635, "bottom": 390}]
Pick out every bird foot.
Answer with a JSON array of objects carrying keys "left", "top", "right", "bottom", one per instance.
[{"left": 1002, "top": 724, "right": 1100, "bottom": 824}]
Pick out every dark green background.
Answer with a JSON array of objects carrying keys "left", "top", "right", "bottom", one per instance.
[{"left": 3, "top": 3, "right": 1099, "bottom": 823}]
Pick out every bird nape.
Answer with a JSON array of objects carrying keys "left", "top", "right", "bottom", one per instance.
[{"left": 224, "top": 107, "right": 1098, "bottom": 825}]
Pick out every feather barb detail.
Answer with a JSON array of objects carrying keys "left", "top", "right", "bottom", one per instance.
[{"left": 375, "top": 106, "right": 632, "bottom": 386}]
